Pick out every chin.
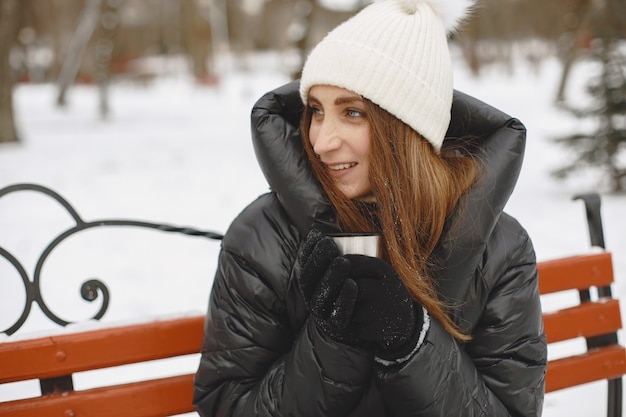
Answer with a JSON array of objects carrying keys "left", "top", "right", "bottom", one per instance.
[{"left": 340, "top": 187, "right": 373, "bottom": 201}]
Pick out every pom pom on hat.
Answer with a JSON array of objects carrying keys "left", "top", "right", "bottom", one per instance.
[
  {"left": 300, "top": 0, "right": 474, "bottom": 152},
  {"left": 409, "top": 0, "right": 475, "bottom": 32}
]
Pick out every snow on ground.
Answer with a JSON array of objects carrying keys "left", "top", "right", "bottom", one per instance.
[{"left": 0, "top": 49, "right": 625, "bottom": 415}]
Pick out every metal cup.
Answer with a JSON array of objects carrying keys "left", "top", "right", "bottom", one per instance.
[{"left": 330, "top": 233, "right": 380, "bottom": 258}]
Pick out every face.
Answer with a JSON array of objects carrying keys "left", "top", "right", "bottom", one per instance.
[{"left": 307, "top": 85, "right": 373, "bottom": 201}]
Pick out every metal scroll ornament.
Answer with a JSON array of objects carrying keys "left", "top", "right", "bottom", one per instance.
[{"left": 0, "top": 183, "right": 223, "bottom": 335}]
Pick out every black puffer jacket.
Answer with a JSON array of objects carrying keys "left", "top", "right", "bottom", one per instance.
[{"left": 193, "top": 81, "right": 547, "bottom": 416}]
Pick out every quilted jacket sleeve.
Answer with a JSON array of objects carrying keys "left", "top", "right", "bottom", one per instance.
[
  {"left": 376, "top": 215, "right": 547, "bottom": 417},
  {"left": 193, "top": 195, "right": 374, "bottom": 417}
]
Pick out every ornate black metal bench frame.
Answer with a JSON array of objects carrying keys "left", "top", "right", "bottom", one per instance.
[{"left": 0, "top": 183, "right": 223, "bottom": 336}]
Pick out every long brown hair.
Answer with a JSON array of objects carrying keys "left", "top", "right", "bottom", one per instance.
[{"left": 301, "top": 97, "right": 479, "bottom": 341}]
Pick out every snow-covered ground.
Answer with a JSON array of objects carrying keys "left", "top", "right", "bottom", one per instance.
[{"left": 1, "top": 48, "right": 625, "bottom": 416}]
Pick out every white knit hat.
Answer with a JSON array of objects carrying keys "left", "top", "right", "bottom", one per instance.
[{"left": 299, "top": 0, "right": 473, "bottom": 152}]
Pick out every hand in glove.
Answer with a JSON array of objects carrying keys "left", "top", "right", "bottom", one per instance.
[
  {"left": 296, "top": 228, "right": 359, "bottom": 345},
  {"left": 345, "top": 254, "right": 424, "bottom": 362}
]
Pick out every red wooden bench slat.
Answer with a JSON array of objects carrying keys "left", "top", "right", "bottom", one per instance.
[
  {"left": 0, "top": 374, "right": 195, "bottom": 417},
  {"left": 538, "top": 252, "right": 614, "bottom": 295},
  {"left": 545, "top": 345, "right": 626, "bottom": 393},
  {"left": 0, "top": 316, "right": 204, "bottom": 383},
  {"left": 543, "top": 299, "right": 622, "bottom": 343}
]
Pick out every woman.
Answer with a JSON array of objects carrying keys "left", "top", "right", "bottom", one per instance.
[{"left": 194, "top": 0, "right": 547, "bottom": 416}]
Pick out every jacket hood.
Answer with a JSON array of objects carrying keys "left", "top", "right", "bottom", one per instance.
[
  {"left": 251, "top": 81, "right": 527, "bottom": 308},
  {"left": 251, "top": 81, "right": 337, "bottom": 235}
]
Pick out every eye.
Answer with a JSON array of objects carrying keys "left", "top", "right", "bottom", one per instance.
[
  {"left": 347, "top": 109, "right": 365, "bottom": 118},
  {"left": 308, "top": 105, "right": 324, "bottom": 116}
]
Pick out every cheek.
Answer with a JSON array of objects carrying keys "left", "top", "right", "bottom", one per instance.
[{"left": 356, "top": 130, "right": 372, "bottom": 160}]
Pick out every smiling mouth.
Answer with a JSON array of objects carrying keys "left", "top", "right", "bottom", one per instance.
[{"left": 328, "top": 163, "right": 357, "bottom": 171}]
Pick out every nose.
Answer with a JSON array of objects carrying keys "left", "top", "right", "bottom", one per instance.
[{"left": 312, "top": 117, "right": 342, "bottom": 155}]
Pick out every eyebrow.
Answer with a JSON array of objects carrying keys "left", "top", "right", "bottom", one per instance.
[
  {"left": 335, "top": 96, "right": 363, "bottom": 106},
  {"left": 307, "top": 94, "right": 364, "bottom": 106}
]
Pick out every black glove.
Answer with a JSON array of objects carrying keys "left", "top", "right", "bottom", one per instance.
[
  {"left": 345, "top": 254, "right": 423, "bottom": 361},
  {"left": 296, "top": 228, "right": 359, "bottom": 344}
]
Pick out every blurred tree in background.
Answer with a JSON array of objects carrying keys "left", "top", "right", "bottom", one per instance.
[
  {"left": 1, "top": 0, "right": 625, "bottom": 187},
  {"left": 0, "top": 0, "right": 21, "bottom": 143},
  {"left": 11, "top": 0, "right": 620, "bottom": 88},
  {"left": 552, "top": 0, "right": 626, "bottom": 192}
]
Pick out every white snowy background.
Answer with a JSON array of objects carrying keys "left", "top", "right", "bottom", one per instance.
[{"left": 1, "top": 46, "right": 625, "bottom": 416}]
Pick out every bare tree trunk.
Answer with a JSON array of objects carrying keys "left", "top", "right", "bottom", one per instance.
[
  {"left": 181, "top": 0, "right": 214, "bottom": 83},
  {"left": 94, "top": 0, "right": 121, "bottom": 119},
  {"left": 292, "top": 0, "right": 317, "bottom": 79},
  {"left": 555, "top": 0, "right": 591, "bottom": 103},
  {"left": 458, "top": 26, "right": 480, "bottom": 76},
  {"left": 198, "top": 0, "right": 229, "bottom": 65},
  {"left": 0, "top": 0, "right": 20, "bottom": 143},
  {"left": 56, "top": 0, "right": 101, "bottom": 107}
]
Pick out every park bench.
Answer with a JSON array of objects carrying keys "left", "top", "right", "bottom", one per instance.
[{"left": 0, "top": 184, "right": 625, "bottom": 417}]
